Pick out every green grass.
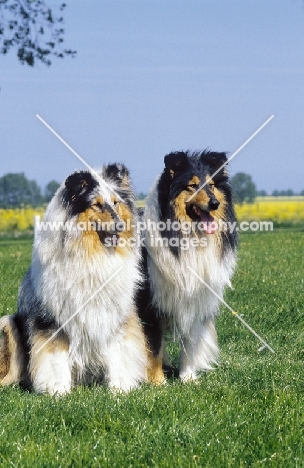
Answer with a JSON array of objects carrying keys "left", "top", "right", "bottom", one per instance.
[{"left": 0, "top": 232, "right": 303, "bottom": 467}]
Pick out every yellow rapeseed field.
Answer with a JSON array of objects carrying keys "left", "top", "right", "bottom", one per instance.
[
  {"left": 0, "top": 197, "right": 303, "bottom": 231},
  {"left": 235, "top": 197, "right": 304, "bottom": 224},
  {"left": 0, "top": 207, "right": 45, "bottom": 231}
]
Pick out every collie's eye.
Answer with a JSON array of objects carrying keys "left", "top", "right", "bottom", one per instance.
[
  {"left": 94, "top": 202, "right": 104, "bottom": 211},
  {"left": 187, "top": 183, "right": 198, "bottom": 190},
  {"left": 209, "top": 183, "right": 215, "bottom": 191},
  {"left": 113, "top": 200, "right": 119, "bottom": 206}
]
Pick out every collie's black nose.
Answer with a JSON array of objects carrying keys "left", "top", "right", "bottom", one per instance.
[{"left": 208, "top": 198, "right": 220, "bottom": 210}]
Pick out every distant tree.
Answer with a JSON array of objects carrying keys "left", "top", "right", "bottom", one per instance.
[
  {"left": 137, "top": 191, "right": 147, "bottom": 200},
  {"left": 0, "top": 172, "right": 43, "bottom": 207},
  {"left": 272, "top": 189, "right": 295, "bottom": 197},
  {"left": 45, "top": 179, "right": 60, "bottom": 202},
  {"left": 28, "top": 178, "right": 43, "bottom": 205},
  {"left": 257, "top": 189, "right": 267, "bottom": 197},
  {"left": 300, "top": 189, "right": 304, "bottom": 196},
  {"left": 0, "top": 0, "right": 76, "bottom": 67},
  {"left": 231, "top": 172, "right": 257, "bottom": 204}
]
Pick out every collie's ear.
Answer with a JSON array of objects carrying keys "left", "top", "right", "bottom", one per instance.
[
  {"left": 64, "top": 171, "right": 96, "bottom": 201},
  {"left": 164, "top": 152, "right": 189, "bottom": 178},
  {"left": 200, "top": 151, "right": 227, "bottom": 169},
  {"left": 104, "top": 163, "right": 130, "bottom": 188}
]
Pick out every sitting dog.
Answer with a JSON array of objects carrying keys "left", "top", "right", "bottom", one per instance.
[
  {"left": 0, "top": 164, "right": 148, "bottom": 394},
  {"left": 137, "top": 150, "right": 238, "bottom": 383}
]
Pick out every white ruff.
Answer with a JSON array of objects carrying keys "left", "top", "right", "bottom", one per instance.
[
  {"left": 143, "top": 178, "right": 237, "bottom": 378},
  {"left": 30, "top": 181, "right": 146, "bottom": 390}
]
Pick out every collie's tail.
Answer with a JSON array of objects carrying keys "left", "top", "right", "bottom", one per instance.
[{"left": 0, "top": 315, "right": 25, "bottom": 386}]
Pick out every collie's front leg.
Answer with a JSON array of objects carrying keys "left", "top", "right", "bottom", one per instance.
[
  {"left": 29, "top": 330, "right": 72, "bottom": 395},
  {"left": 179, "top": 319, "right": 219, "bottom": 381},
  {"left": 104, "top": 313, "right": 148, "bottom": 391}
]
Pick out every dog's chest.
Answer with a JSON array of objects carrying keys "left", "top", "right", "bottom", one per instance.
[
  {"left": 147, "top": 241, "right": 234, "bottom": 333},
  {"left": 32, "top": 250, "right": 138, "bottom": 342}
]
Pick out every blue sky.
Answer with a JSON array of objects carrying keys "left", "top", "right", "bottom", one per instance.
[{"left": 1, "top": 0, "right": 304, "bottom": 194}]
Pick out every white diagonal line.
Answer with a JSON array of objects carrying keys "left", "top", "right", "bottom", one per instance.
[
  {"left": 35, "top": 265, "right": 124, "bottom": 355},
  {"left": 186, "top": 114, "right": 274, "bottom": 203},
  {"left": 187, "top": 266, "right": 275, "bottom": 353},
  {"left": 36, "top": 114, "right": 124, "bottom": 202}
]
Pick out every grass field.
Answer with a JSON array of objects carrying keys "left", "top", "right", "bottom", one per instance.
[{"left": 0, "top": 231, "right": 303, "bottom": 467}]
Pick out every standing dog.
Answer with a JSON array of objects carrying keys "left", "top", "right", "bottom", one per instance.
[
  {"left": 137, "top": 150, "right": 238, "bottom": 383},
  {"left": 0, "top": 164, "right": 148, "bottom": 394}
]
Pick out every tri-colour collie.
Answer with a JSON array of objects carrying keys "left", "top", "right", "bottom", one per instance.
[
  {"left": 0, "top": 164, "right": 147, "bottom": 394},
  {"left": 137, "top": 150, "right": 238, "bottom": 383}
]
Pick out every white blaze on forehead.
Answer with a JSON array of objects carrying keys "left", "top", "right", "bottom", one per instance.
[
  {"left": 94, "top": 169, "right": 124, "bottom": 205},
  {"left": 97, "top": 182, "right": 112, "bottom": 204}
]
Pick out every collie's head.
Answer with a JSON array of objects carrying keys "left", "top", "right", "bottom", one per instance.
[
  {"left": 57, "top": 163, "right": 137, "bottom": 256},
  {"left": 156, "top": 150, "right": 237, "bottom": 249}
]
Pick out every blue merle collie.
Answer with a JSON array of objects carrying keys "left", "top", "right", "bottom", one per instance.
[
  {"left": 137, "top": 151, "right": 238, "bottom": 383},
  {"left": 0, "top": 164, "right": 147, "bottom": 394}
]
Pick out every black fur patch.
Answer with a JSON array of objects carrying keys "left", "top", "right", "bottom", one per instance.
[
  {"left": 136, "top": 247, "right": 163, "bottom": 358},
  {"left": 164, "top": 152, "right": 190, "bottom": 174},
  {"left": 61, "top": 171, "right": 98, "bottom": 216},
  {"left": 103, "top": 162, "right": 134, "bottom": 211},
  {"left": 14, "top": 269, "right": 59, "bottom": 353},
  {"left": 104, "top": 163, "right": 130, "bottom": 185}
]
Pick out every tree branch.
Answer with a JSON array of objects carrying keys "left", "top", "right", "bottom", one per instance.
[{"left": 0, "top": 0, "right": 76, "bottom": 66}]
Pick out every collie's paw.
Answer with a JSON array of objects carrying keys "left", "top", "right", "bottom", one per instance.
[
  {"left": 148, "top": 369, "right": 166, "bottom": 385},
  {"left": 108, "top": 380, "right": 139, "bottom": 393},
  {"left": 33, "top": 376, "right": 72, "bottom": 396},
  {"left": 179, "top": 369, "right": 198, "bottom": 383},
  {"left": 48, "top": 380, "right": 71, "bottom": 396}
]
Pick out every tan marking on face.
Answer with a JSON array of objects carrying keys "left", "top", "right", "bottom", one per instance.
[
  {"left": 173, "top": 175, "right": 213, "bottom": 222},
  {"left": 206, "top": 175, "right": 214, "bottom": 185},
  {"left": 211, "top": 187, "right": 227, "bottom": 221},
  {"left": 206, "top": 185, "right": 227, "bottom": 251},
  {"left": 92, "top": 195, "right": 104, "bottom": 209},
  {"left": 188, "top": 176, "right": 200, "bottom": 186},
  {"left": 189, "top": 176, "right": 223, "bottom": 213},
  {"left": 172, "top": 176, "right": 202, "bottom": 222},
  {"left": 189, "top": 189, "right": 210, "bottom": 209},
  {"left": 75, "top": 195, "right": 135, "bottom": 256},
  {"left": 110, "top": 196, "right": 136, "bottom": 256},
  {"left": 188, "top": 176, "right": 227, "bottom": 251},
  {"left": 77, "top": 208, "right": 108, "bottom": 256},
  {"left": 172, "top": 190, "right": 192, "bottom": 223}
]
